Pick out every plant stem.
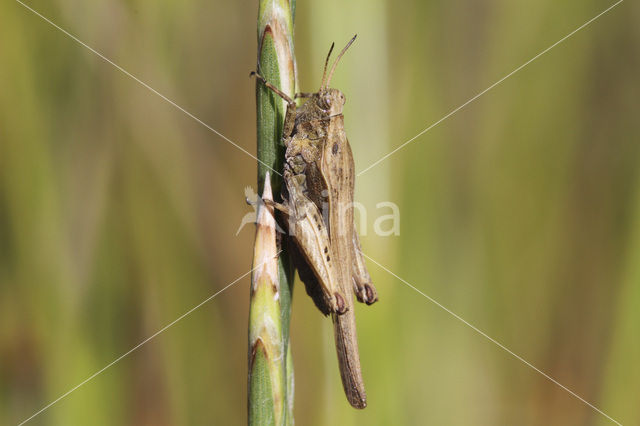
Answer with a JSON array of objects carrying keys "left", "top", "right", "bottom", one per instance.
[{"left": 249, "top": 1, "right": 296, "bottom": 425}]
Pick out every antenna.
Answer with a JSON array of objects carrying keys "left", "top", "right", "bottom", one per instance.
[
  {"left": 320, "top": 42, "right": 335, "bottom": 91},
  {"left": 325, "top": 34, "right": 357, "bottom": 89}
]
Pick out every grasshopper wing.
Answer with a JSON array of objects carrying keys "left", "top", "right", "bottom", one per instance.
[{"left": 283, "top": 171, "right": 347, "bottom": 315}]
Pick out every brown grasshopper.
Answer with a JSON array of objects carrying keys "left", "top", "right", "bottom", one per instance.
[{"left": 252, "top": 35, "right": 377, "bottom": 409}]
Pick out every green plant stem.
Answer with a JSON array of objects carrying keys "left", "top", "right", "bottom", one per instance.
[{"left": 249, "top": 1, "right": 296, "bottom": 425}]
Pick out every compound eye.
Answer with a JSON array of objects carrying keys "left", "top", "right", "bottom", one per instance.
[{"left": 321, "top": 95, "right": 331, "bottom": 110}]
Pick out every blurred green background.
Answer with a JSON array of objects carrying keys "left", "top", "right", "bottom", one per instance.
[{"left": 1, "top": 0, "right": 639, "bottom": 425}]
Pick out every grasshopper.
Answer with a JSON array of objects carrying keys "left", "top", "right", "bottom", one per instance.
[{"left": 252, "top": 35, "right": 378, "bottom": 409}]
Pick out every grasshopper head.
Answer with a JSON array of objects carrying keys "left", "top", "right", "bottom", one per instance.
[{"left": 315, "top": 88, "right": 346, "bottom": 116}]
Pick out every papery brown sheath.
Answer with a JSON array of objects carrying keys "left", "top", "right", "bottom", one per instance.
[{"left": 251, "top": 35, "right": 378, "bottom": 409}]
